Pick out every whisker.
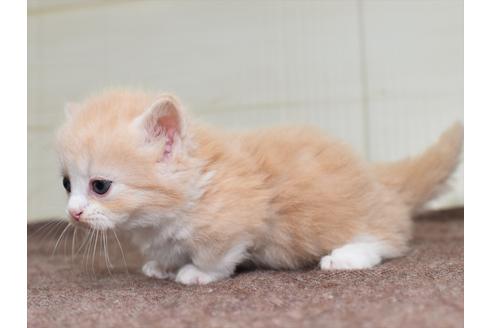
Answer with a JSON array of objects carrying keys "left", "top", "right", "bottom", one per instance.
[
  {"left": 30, "top": 220, "right": 58, "bottom": 239},
  {"left": 38, "top": 220, "right": 66, "bottom": 245},
  {"left": 92, "top": 230, "right": 99, "bottom": 277},
  {"left": 76, "top": 229, "right": 92, "bottom": 255},
  {"left": 82, "top": 229, "right": 89, "bottom": 274},
  {"left": 51, "top": 223, "right": 71, "bottom": 257},
  {"left": 84, "top": 229, "right": 95, "bottom": 276},
  {"left": 112, "top": 229, "right": 128, "bottom": 274},
  {"left": 105, "top": 232, "right": 113, "bottom": 269},
  {"left": 71, "top": 227, "right": 77, "bottom": 263},
  {"left": 103, "top": 231, "right": 112, "bottom": 275},
  {"left": 99, "top": 231, "right": 103, "bottom": 258},
  {"left": 89, "top": 229, "right": 97, "bottom": 278},
  {"left": 63, "top": 224, "right": 71, "bottom": 257}
]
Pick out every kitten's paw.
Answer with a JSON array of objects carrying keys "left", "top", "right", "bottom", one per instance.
[
  {"left": 175, "top": 264, "right": 219, "bottom": 285},
  {"left": 320, "top": 244, "right": 382, "bottom": 270},
  {"left": 320, "top": 254, "right": 377, "bottom": 270},
  {"left": 142, "top": 261, "right": 174, "bottom": 279}
]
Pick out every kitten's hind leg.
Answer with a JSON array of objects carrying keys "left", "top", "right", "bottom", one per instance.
[{"left": 320, "top": 235, "right": 401, "bottom": 270}]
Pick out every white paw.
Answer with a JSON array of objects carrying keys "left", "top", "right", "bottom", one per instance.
[
  {"left": 175, "top": 264, "right": 218, "bottom": 285},
  {"left": 142, "top": 261, "right": 174, "bottom": 279},
  {"left": 320, "top": 245, "right": 382, "bottom": 270}
]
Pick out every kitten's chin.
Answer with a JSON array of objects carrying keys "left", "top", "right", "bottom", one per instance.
[{"left": 68, "top": 217, "right": 120, "bottom": 231}]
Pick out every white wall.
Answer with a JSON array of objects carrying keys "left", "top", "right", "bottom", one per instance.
[{"left": 28, "top": 0, "right": 463, "bottom": 222}]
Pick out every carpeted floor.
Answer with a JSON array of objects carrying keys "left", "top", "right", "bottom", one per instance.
[{"left": 27, "top": 208, "right": 463, "bottom": 328}]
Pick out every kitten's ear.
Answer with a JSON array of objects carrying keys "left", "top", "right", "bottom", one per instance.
[
  {"left": 64, "top": 102, "right": 82, "bottom": 118},
  {"left": 133, "top": 94, "right": 186, "bottom": 160}
]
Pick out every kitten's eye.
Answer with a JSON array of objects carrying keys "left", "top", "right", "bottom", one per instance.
[
  {"left": 91, "top": 179, "right": 112, "bottom": 195},
  {"left": 62, "top": 176, "right": 71, "bottom": 193}
]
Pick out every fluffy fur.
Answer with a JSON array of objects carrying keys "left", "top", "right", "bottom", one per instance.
[{"left": 56, "top": 89, "right": 463, "bottom": 285}]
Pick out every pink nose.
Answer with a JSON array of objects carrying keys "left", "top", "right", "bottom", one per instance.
[{"left": 69, "top": 209, "right": 83, "bottom": 221}]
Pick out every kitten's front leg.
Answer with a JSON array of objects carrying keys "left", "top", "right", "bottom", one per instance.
[
  {"left": 175, "top": 264, "right": 225, "bottom": 285},
  {"left": 142, "top": 260, "right": 175, "bottom": 280},
  {"left": 175, "top": 242, "right": 249, "bottom": 285},
  {"left": 141, "top": 244, "right": 188, "bottom": 280}
]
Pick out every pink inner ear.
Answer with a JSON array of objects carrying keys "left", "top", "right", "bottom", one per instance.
[
  {"left": 158, "top": 116, "right": 178, "bottom": 133},
  {"left": 158, "top": 116, "right": 178, "bottom": 160},
  {"left": 163, "top": 127, "right": 175, "bottom": 158}
]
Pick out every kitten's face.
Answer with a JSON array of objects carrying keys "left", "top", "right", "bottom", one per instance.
[
  {"left": 60, "top": 159, "right": 129, "bottom": 230},
  {"left": 56, "top": 91, "right": 190, "bottom": 231}
]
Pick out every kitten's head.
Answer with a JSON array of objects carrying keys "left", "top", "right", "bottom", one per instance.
[{"left": 56, "top": 90, "right": 198, "bottom": 231}]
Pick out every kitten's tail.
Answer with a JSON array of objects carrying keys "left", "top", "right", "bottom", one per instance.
[{"left": 372, "top": 122, "right": 464, "bottom": 212}]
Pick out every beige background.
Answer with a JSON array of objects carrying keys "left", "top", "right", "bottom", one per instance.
[{"left": 28, "top": 0, "right": 463, "bottom": 222}]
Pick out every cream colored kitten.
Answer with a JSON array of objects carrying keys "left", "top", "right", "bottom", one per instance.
[{"left": 56, "top": 89, "right": 463, "bottom": 285}]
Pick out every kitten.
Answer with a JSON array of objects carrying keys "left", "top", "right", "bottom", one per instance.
[{"left": 56, "top": 89, "right": 463, "bottom": 285}]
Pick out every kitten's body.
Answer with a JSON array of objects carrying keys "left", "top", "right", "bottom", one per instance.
[{"left": 57, "top": 90, "right": 463, "bottom": 284}]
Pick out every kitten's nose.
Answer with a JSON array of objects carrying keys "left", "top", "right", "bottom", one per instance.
[{"left": 69, "top": 209, "right": 83, "bottom": 221}]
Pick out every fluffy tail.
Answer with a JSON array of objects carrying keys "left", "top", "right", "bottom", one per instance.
[{"left": 372, "top": 123, "right": 464, "bottom": 211}]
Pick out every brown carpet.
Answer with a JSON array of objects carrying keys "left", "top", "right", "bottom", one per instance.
[{"left": 27, "top": 209, "right": 463, "bottom": 328}]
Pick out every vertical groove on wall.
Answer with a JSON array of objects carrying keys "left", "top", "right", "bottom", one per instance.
[{"left": 356, "top": 0, "right": 371, "bottom": 160}]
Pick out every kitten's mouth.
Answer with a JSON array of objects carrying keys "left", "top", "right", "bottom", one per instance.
[{"left": 69, "top": 217, "right": 91, "bottom": 229}]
